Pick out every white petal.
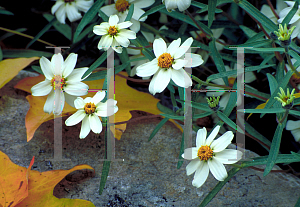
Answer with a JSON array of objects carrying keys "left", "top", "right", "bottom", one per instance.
[
  {"left": 64, "top": 93, "right": 77, "bottom": 108},
  {"left": 100, "top": 4, "right": 118, "bottom": 17},
  {"left": 117, "top": 21, "right": 133, "bottom": 29},
  {"left": 211, "top": 131, "right": 234, "bottom": 152},
  {"left": 43, "top": 90, "right": 55, "bottom": 114},
  {"left": 75, "top": 0, "right": 93, "bottom": 12},
  {"left": 55, "top": 4, "right": 66, "bottom": 24},
  {"left": 149, "top": 68, "right": 171, "bottom": 95},
  {"left": 133, "top": 0, "right": 155, "bottom": 9},
  {"left": 219, "top": 93, "right": 230, "bottom": 109},
  {"left": 165, "top": 0, "right": 178, "bottom": 11},
  {"left": 173, "top": 37, "right": 193, "bottom": 59},
  {"left": 196, "top": 128, "right": 207, "bottom": 148},
  {"left": 84, "top": 97, "right": 92, "bottom": 103},
  {"left": 89, "top": 115, "right": 102, "bottom": 134},
  {"left": 109, "top": 14, "right": 119, "bottom": 26},
  {"left": 184, "top": 53, "right": 204, "bottom": 67},
  {"left": 186, "top": 159, "right": 201, "bottom": 176},
  {"left": 245, "top": 72, "right": 256, "bottom": 83},
  {"left": 171, "top": 68, "right": 192, "bottom": 88},
  {"left": 93, "top": 25, "right": 109, "bottom": 36},
  {"left": 286, "top": 120, "right": 300, "bottom": 130},
  {"left": 177, "top": 0, "right": 191, "bottom": 11},
  {"left": 118, "top": 29, "right": 136, "bottom": 39},
  {"left": 63, "top": 53, "right": 77, "bottom": 78},
  {"left": 115, "top": 34, "right": 130, "bottom": 47},
  {"left": 153, "top": 38, "right": 167, "bottom": 58},
  {"left": 206, "top": 86, "right": 225, "bottom": 97},
  {"left": 66, "top": 3, "right": 82, "bottom": 22},
  {"left": 98, "top": 35, "right": 113, "bottom": 50},
  {"left": 53, "top": 89, "right": 65, "bottom": 115},
  {"left": 167, "top": 38, "right": 181, "bottom": 56},
  {"left": 65, "top": 110, "right": 86, "bottom": 126},
  {"left": 52, "top": 1, "right": 64, "bottom": 14},
  {"left": 182, "top": 147, "right": 198, "bottom": 160},
  {"left": 40, "top": 57, "right": 54, "bottom": 80},
  {"left": 74, "top": 97, "right": 85, "bottom": 109},
  {"left": 214, "top": 149, "right": 243, "bottom": 164},
  {"left": 95, "top": 99, "right": 118, "bottom": 117},
  {"left": 205, "top": 125, "right": 220, "bottom": 145},
  {"left": 51, "top": 53, "right": 63, "bottom": 75},
  {"left": 31, "top": 80, "right": 52, "bottom": 96},
  {"left": 291, "top": 128, "right": 300, "bottom": 142},
  {"left": 80, "top": 115, "right": 91, "bottom": 138},
  {"left": 66, "top": 67, "right": 89, "bottom": 81},
  {"left": 64, "top": 82, "right": 89, "bottom": 96},
  {"left": 92, "top": 91, "right": 106, "bottom": 104},
  {"left": 172, "top": 59, "right": 187, "bottom": 70},
  {"left": 192, "top": 162, "right": 209, "bottom": 188},
  {"left": 136, "top": 59, "right": 159, "bottom": 77},
  {"left": 208, "top": 159, "right": 228, "bottom": 181},
  {"left": 129, "top": 19, "right": 141, "bottom": 33}
]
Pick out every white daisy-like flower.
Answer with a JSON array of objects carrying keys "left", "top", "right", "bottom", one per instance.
[
  {"left": 278, "top": 1, "right": 300, "bottom": 39},
  {"left": 51, "top": 0, "right": 94, "bottom": 24},
  {"left": 163, "top": 0, "right": 191, "bottom": 12},
  {"left": 286, "top": 120, "right": 300, "bottom": 142},
  {"left": 206, "top": 64, "right": 256, "bottom": 109},
  {"left": 31, "top": 53, "right": 90, "bottom": 115},
  {"left": 136, "top": 37, "right": 204, "bottom": 95},
  {"left": 100, "top": 0, "right": 155, "bottom": 33},
  {"left": 285, "top": 58, "right": 300, "bottom": 90},
  {"left": 65, "top": 91, "right": 118, "bottom": 138},
  {"left": 260, "top": 0, "right": 287, "bottom": 24},
  {"left": 93, "top": 14, "right": 136, "bottom": 53},
  {"left": 181, "top": 126, "right": 243, "bottom": 188}
]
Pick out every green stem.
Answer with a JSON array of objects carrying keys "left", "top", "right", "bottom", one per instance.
[
  {"left": 230, "top": 163, "right": 243, "bottom": 168},
  {"left": 278, "top": 109, "right": 289, "bottom": 124},
  {"left": 285, "top": 47, "right": 300, "bottom": 77},
  {"left": 191, "top": 74, "right": 231, "bottom": 89}
]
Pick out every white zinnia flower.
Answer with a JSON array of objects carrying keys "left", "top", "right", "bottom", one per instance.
[
  {"left": 278, "top": 1, "right": 300, "bottom": 39},
  {"left": 182, "top": 126, "right": 243, "bottom": 188},
  {"left": 286, "top": 120, "right": 300, "bottom": 142},
  {"left": 136, "top": 37, "right": 204, "bottom": 95},
  {"left": 51, "top": 0, "right": 94, "bottom": 24},
  {"left": 93, "top": 14, "right": 136, "bottom": 53},
  {"left": 163, "top": 0, "right": 191, "bottom": 12},
  {"left": 206, "top": 64, "right": 256, "bottom": 109},
  {"left": 260, "top": 0, "right": 287, "bottom": 24},
  {"left": 31, "top": 53, "right": 90, "bottom": 115},
  {"left": 100, "top": 0, "right": 155, "bottom": 32},
  {"left": 65, "top": 91, "right": 118, "bottom": 138}
]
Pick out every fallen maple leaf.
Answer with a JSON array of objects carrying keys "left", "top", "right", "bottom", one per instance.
[
  {"left": 0, "top": 150, "right": 95, "bottom": 207},
  {"left": 0, "top": 57, "right": 39, "bottom": 89},
  {"left": 14, "top": 71, "right": 183, "bottom": 141}
]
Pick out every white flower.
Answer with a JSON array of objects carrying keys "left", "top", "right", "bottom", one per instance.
[
  {"left": 285, "top": 58, "right": 300, "bottom": 90},
  {"left": 65, "top": 91, "right": 118, "bottom": 138},
  {"left": 93, "top": 14, "right": 136, "bottom": 53},
  {"left": 260, "top": 0, "right": 287, "bottom": 24},
  {"left": 181, "top": 126, "right": 243, "bottom": 188},
  {"left": 163, "top": 0, "right": 191, "bottom": 12},
  {"left": 31, "top": 53, "right": 90, "bottom": 115},
  {"left": 286, "top": 120, "right": 300, "bottom": 142},
  {"left": 100, "top": 0, "right": 155, "bottom": 33},
  {"left": 278, "top": 1, "right": 300, "bottom": 39},
  {"left": 136, "top": 37, "right": 204, "bottom": 95},
  {"left": 206, "top": 64, "right": 256, "bottom": 109},
  {"left": 51, "top": 0, "right": 94, "bottom": 24}
]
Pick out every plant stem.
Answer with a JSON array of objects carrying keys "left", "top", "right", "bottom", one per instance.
[
  {"left": 285, "top": 47, "right": 300, "bottom": 78},
  {"left": 278, "top": 109, "right": 289, "bottom": 124}
]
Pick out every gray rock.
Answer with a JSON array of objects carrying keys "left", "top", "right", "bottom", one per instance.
[{"left": 0, "top": 70, "right": 300, "bottom": 207}]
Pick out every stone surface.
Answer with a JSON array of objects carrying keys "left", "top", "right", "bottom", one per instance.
[{"left": 0, "top": 70, "right": 300, "bottom": 207}]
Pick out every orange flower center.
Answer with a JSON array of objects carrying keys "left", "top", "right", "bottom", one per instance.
[
  {"left": 84, "top": 102, "right": 96, "bottom": 114},
  {"left": 197, "top": 145, "right": 213, "bottom": 161},
  {"left": 157, "top": 53, "right": 173, "bottom": 68},
  {"left": 51, "top": 75, "right": 66, "bottom": 90},
  {"left": 108, "top": 26, "right": 118, "bottom": 36},
  {"left": 115, "top": 0, "right": 130, "bottom": 13}
]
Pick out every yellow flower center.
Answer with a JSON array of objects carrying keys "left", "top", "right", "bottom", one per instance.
[
  {"left": 197, "top": 145, "right": 213, "bottom": 161},
  {"left": 115, "top": 0, "right": 130, "bottom": 13},
  {"left": 157, "top": 53, "right": 173, "bottom": 68},
  {"left": 108, "top": 26, "right": 118, "bottom": 36},
  {"left": 84, "top": 102, "right": 96, "bottom": 114},
  {"left": 51, "top": 75, "right": 66, "bottom": 90}
]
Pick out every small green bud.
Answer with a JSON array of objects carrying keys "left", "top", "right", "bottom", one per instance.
[
  {"left": 274, "top": 87, "right": 295, "bottom": 109},
  {"left": 273, "top": 24, "right": 295, "bottom": 47},
  {"left": 206, "top": 95, "right": 220, "bottom": 111}
]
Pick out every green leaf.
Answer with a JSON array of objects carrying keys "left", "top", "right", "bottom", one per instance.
[
  {"left": 31, "top": 66, "right": 43, "bottom": 75},
  {"left": 160, "top": 113, "right": 184, "bottom": 121},
  {"left": 288, "top": 110, "right": 300, "bottom": 117},
  {"left": 267, "top": 73, "right": 278, "bottom": 95},
  {"left": 242, "top": 154, "right": 300, "bottom": 168},
  {"left": 140, "top": 4, "right": 165, "bottom": 20},
  {"left": 82, "top": 51, "right": 108, "bottom": 79},
  {"left": 225, "top": 39, "right": 272, "bottom": 48},
  {"left": 43, "top": 14, "right": 71, "bottom": 40},
  {"left": 0, "top": 47, "right": 2, "bottom": 61},
  {"left": 0, "top": 28, "right": 27, "bottom": 41},
  {"left": 245, "top": 48, "right": 285, "bottom": 53},
  {"left": 241, "top": 108, "right": 285, "bottom": 114},
  {"left": 177, "top": 132, "right": 185, "bottom": 169},
  {"left": 117, "top": 48, "right": 131, "bottom": 76},
  {"left": 75, "top": 22, "right": 98, "bottom": 43},
  {"left": 208, "top": 0, "right": 217, "bottom": 28},
  {"left": 209, "top": 38, "right": 229, "bottom": 86},
  {"left": 245, "top": 121, "right": 271, "bottom": 152},
  {"left": 282, "top": 1, "right": 298, "bottom": 26},
  {"left": 291, "top": 151, "right": 300, "bottom": 161},
  {"left": 295, "top": 196, "right": 300, "bottom": 207},
  {"left": 157, "top": 102, "right": 177, "bottom": 116},
  {"left": 73, "top": 0, "right": 104, "bottom": 42},
  {"left": 176, "top": 99, "right": 212, "bottom": 112},
  {"left": 178, "top": 86, "right": 185, "bottom": 101},
  {"left": 193, "top": 111, "right": 214, "bottom": 119},
  {"left": 2, "top": 49, "right": 53, "bottom": 58},
  {"left": 125, "top": 3, "right": 134, "bottom": 21},
  {"left": 263, "top": 117, "right": 287, "bottom": 176},
  {"left": 239, "top": 25, "right": 259, "bottom": 39},
  {"left": 245, "top": 85, "right": 270, "bottom": 101},
  {"left": 148, "top": 118, "right": 169, "bottom": 141},
  {"left": 98, "top": 9, "right": 109, "bottom": 22},
  {"left": 0, "top": 9, "right": 13, "bottom": 15},
  {"left": 26, "top": 18, "right": 56, "bottom": 49},
  {"left": 190, "top": 1, "right": 207, "bottom": 9},
  {"left": 198, "top": 168, "right": 241, "bottom": 207},
  {"left": 217, "top": 111, "right": 243, "bottom": 133},
  {"left": 223, "top": 81, "right": 237, "bottom": 116},
  {"left": 276, "top": 61, "right": 285, "bottom": 84},
  {"left": 142, "top": 48, "right": 155, "bottom": 61}
]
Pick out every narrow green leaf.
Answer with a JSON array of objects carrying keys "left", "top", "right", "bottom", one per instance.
[
  {"left": 26, "top": 18, "right": 56, "bottom": 49},
  {"left": 178, "top": 86, "right": 185, "bottom": 101},
  {"left": 142, "top": 48, "right": 155, "bottom": 61},
  {"left": 0, "top": 28, "right": 27, "bottom": 41},
  {"left": 282, "top": 1, "right": 298, "bottom": 26},
  {"left": 245, "top": 85, "right": 270, "bottom": 101},
  {"left": 239, "top": 25, "right": 258, "bottom": 39},
  {"left": 99, "top": 160, "right": 110, "bottom": 195},
  {"left": 0, "top": 47, "right": 2, "bottom": 61},
  {"left": 217, "top": 111, "right": 243, "bottom": 133},
  {"left": 209, "top": 38, "right": 229, "bottom": 86},
  {"left": 291, "top": 151, "right": 300, "bottom": 161},
  {"left": 193, "top": 111, "right": 214, "bottom": 119},
  {"left": 289, "top": 110, "right": 300, "bottom": 117},
  {"left": 125, "top": 4, "right": 134, "bottom": 21},
  {"left": 160, "top": 113, "right": 184, "bottom": 121},
  {"left": 263, "top": 117, "right": 287, "bottom": 176},
  {"left": 223, "top": 81, "right": 237, "bottom": 116},
  {"left": 140, "top": 4, "right": 165, "bottom": 19},
  {"left": 208, "top": 0, "right": 217, "bottom": 28},
  {"left": 82, "top": 51, "right": 107, "bottom": 79},
  {"left": 157, "top": 102, "right": 177, "bottom": 115},
  {"left": 267, "top": 73, "right": 278, "bottom": 95},
  {"left": 245, "top": 48, "right": 285, "bottom": 53},
  {"left": 294, "top": 196, "right": 300, "bottom": 207},
  {"left": 276, "top": 61, "right": 285, "bottom": 84},
  {"left": 73, "top": 0, "right": 104, "bottom": 42},
  {"left": 245, "top": 121, "right": 271, "bottom": 152},
  {"left": 2, "top": 49, "right": 53, "bottom": 58},
  {"left": 242, "top": 154, "right": 300, "bottom": 168},
  {"left": 190, "top": 1, "right": 207, "bottom": 9},
  {"left": 75, "top": 22, "right": 97, "bottom": 43},
  {"left": 225, "top": 39, "right": 272, "bottom": 48},
  {"left": 0, "top": 9, "right": 13, "bottom": 15},
  {"left": 43, "top": 14, "right": 71, "bottom": 40},
  {"left": 198, "top": 168, "right": 241, "bottom": 207},
  {"left": 98, "top": 9, "right": 109, "bottom": 22},
  {"left": 148, "top": 118, "right": 169, "bottom": 141},
  {"left": 241, "top": 108, "right": 285, "bottom": 114},
  {"left": 167, "top": 82, "right": 175, "bottom": 94},
  {"left": 117, "top": 48, "right": 131, "bottom": 76},
  {"left": 177, "top": 132, "right": 184, "bottom": 169},
  {"left": 31, "top": 66, "right": 43, "bottom": 75},
  {"left": 176, "top": 99, "right": 212, "bottom": 112}
]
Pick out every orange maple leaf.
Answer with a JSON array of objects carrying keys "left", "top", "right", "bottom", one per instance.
[
  {"left": 0, "top": 150, "right": 95, "bottom": 207},
  {"left": 14, "top": 71, "right": 183, "bottom": 141}
]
